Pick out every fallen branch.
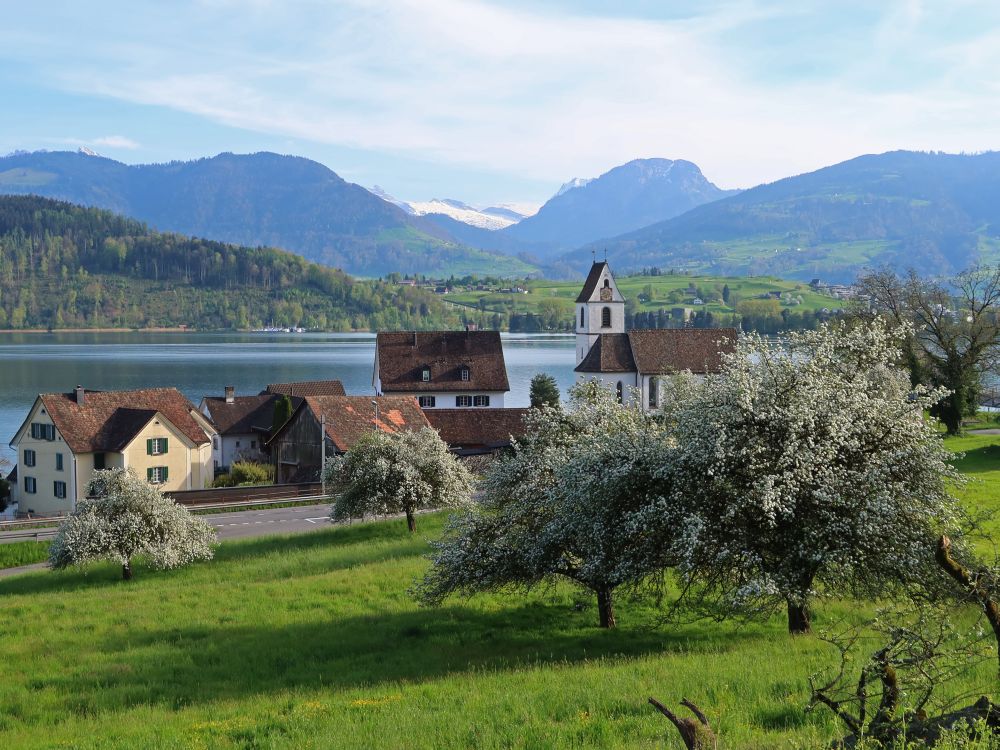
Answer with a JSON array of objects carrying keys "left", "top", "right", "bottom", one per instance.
[
  {"left": 936, "top": 535, "right": 1000, "bottom": 668},
  {"left": 648, "top": 697, "right": 717, "bottom": 750}
]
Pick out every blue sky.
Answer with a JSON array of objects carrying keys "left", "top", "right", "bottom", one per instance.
[{"left": 3, "top": 1, "right": 1000, "bottom": 207}]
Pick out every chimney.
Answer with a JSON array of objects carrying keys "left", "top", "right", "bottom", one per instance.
[
  {"left": 224, "top": 386, "right": 235, "bottom": 404},
  {"left": 74, "top": 385, "right": 85, "bottom": 405}
]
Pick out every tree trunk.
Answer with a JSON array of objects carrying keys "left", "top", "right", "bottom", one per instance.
[
  {"left": 597, "top": 587, "right": 616, "bottom": 629},
  {"left": 787, "top": 598, "right": 810, "bottom": 634},
  {"left": 122, "top": 561, "right": 133, "bottom": 581},
  {"left": 405, "top": 508, "right": 416, "bottom": 533}
]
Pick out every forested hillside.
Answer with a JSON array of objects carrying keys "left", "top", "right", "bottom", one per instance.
[{"left": 0, "top": 196, "right": 464, "bottom": 330}]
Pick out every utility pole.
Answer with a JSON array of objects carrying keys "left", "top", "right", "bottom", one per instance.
[
  {"left": 320, "top": 414, "right": 326, "bottom": 474},
  {"left": 372, "top": 400, "right": 379, "bottom": 431}
]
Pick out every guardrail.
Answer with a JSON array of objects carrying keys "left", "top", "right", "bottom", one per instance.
[{"left": 187, "top": 494, "right": 330, "bottom": 512}]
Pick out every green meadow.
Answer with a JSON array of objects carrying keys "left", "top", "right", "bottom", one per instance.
[{"left": 0, "top": 428, "right": 997, "bottom": 748}]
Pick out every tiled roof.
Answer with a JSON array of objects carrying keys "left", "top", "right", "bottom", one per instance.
[
  {"left": 202, "top": 394, "right": 280, "bottom": 435},
  {"left": 574, "top": 329, "right": 738, "bottom": 375},
  {"left": 575, "top": 261, "right": 610, "bottom": 303},
  {"left": 305, "top": 395, "right": 431, "bottom": 452},
  {"left": 575, "top": 334, "right": 636, "bottom": 373},
  {"left": 627, "top": 328, "right": 737, "bottom": 374},
  {"left": 37, "top": 388, "right": 211, "bottom": 454},
  {"left": 424, "top": 408, "right": 531, "bottom": 449},
  {"left": 263, "top": 380, "right": 346, "bottom": 397},
  {"left": 376, "top": 331, "right": 510, "bottom": 393}
]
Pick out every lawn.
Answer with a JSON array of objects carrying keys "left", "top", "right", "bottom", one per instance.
[
  {"left": 0, "top": 540, "right": 48, "bottom": 569},
  {"left": 0, "top": 430, "right": 997, "bottom": 748}
]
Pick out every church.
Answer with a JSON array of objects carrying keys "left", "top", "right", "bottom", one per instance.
[{"left": 574, "top": 262, "right": 737, "bottom": 410}]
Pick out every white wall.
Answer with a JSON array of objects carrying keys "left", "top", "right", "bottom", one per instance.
[{"left": 384, "top": 390, "right": 506, "bottom": 408}]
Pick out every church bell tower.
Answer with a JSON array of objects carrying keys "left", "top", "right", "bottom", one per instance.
[{"left": 575, "top": 261, "right": 625, "bottom": 366}]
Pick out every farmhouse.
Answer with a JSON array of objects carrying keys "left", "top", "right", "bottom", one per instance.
[
  {"left": 373, "top": 330, "right": 510, "bottom": 408},
  {"left": 575, "top": 262, "right": 737, "bottom": 410},
  {"left": 268, "top": 395, "right": 430, "bottom": 483},
  {"left": 8, "top": 387, "right": 216, "bottom": 515}
]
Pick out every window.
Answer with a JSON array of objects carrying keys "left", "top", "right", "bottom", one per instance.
[
  {"left": 235, "top": 440, "right": 241, "bottom": 448},
  {"left": 147, "top": 437, "right": 168, "bottom": 456},
  {"left": 30, "top": 423, "right": 55, "bottom": 441},
  {"left": 54, "top": 481, "right": 67, "bottom": 499},
  {"left": 251, "top": 440, "right": 257, "bottom": 450},
  {"left": 460, "top": 366, "right": 470, "bottom": 382},
  {"left": 147, "top": 466, "right": 169, "bottom": 484},
  {"left": 473, "top": 395, "right": 490, "bottom": 407},
  {"left": 93, "top": 453, "right": 106, "bottom": 470},
  {"left": 648, "top": 379, "right": 658, "bottom": 408},
  {"left": 24, "top": 476, "right": 37, "bottom": 494},
  {"left": 212, "top": 436, "right": 219, "bottom": 449},
  {"left": 23, "top": 449, "right": 36, "bottom": 467},
  {"left": 55, "top": 453, "right": 63, "bottom": 471},
  {"left": 418, "top": 396, "right": 436, "bottom": 408},
  {"left": 580, "top": 308, "right": 585, "bottom": 328},
  {"left": 616, "top": 381, "right": 623, "bottom": 403},
  {"left": 603, "top": 279, "right": 610, "bottom": 288},
  {"left": 422, "top": 368, "right": 431, "bottom": 382},
  {"left": 601, "top": 306, "right": 612, "bottom": 328},
  {"left": 456, "top": 395, "right": 473, "bottom": 407}
]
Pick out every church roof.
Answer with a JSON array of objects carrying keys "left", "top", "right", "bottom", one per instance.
[
  {"left": 575, "top": 329, "right": 738, "bottom": 375},
  {"left": 575, "top": 262, "right": 611, "bottom": 303}
]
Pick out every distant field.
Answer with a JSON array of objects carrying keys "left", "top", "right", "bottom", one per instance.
[{"left": 0, "top": 427, "right": 996, "bottom": 749}]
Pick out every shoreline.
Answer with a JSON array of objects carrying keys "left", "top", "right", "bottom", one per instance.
[{"left": 0, "top": 327, "right": 196, "bottom": 334}]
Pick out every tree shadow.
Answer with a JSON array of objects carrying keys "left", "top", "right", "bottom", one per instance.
[{"left": 38, "top": 601, "right": 761, "bottom": 716}]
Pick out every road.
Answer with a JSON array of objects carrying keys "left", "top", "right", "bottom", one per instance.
[{"left": 0, "top": 503, "right": 334, "bottom": 545}]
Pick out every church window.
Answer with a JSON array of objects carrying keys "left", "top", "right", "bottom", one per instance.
[
  {"left": 580, "top": 308, "right": 585, "bottom": 328},
  {"left": 616, "top": 381, "right": 623, "bottom": 403},
  {"left": 648, "top": 378, "right": 658, "bottom": 408},
  {"left": 603, "top": 279, "right": 610, "bottom": 288},
  {"left": 601, "top": 306, "right": 611, "bottom": 328}
]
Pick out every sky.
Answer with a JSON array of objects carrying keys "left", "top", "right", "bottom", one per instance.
[{"left": 2, "top": 0, "right": 1000, "bottom": 207}]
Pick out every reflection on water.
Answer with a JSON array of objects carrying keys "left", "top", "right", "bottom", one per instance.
[{"left": 0, "top": 332, "right": 577, "bottom": 463}]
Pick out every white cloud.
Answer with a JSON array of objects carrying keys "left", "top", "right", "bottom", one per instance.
[{"left": 11, "top": 0, "right": 1000, "bottom": 189}]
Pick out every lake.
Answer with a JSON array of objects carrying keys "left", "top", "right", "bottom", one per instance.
[{"left": 0, "top": 332, "right": 578, "bottom": 465}]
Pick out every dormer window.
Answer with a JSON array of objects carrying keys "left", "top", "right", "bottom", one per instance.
[
  {"left": 422, "top": 368, "right": 431, "bottom": 382},
  {"left": 460, "top": 366, "right": 470, "bottom": 382}
]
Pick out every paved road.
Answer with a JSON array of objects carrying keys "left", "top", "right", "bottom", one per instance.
[{"left": 0, "top": 503, "right": 334, "bottom": 546}]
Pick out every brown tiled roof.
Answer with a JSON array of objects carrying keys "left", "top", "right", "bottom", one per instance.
[
  {"left": 38, "top": 388, "right": 211, "bottom": 454},
  {"left": 575, "top": 261, "right": 610, "bottom": 303},
  {"left": 305, "top": 395, "right": 431, "bottom": 452},
  {"left": 376, "top": 331, "right": 510, "bottom": 393},
  {"left": 424, "top": 408, "right": 531, "bottom": 449},
  {"left": 626, "top": 328, "right": 737, "bottom": 374},
  {"left": 202, "top": 394, "right": 280, "bottom": 435},
  {"left": 264, "top": 380, "right": 346, "bottom": 397},
  {"left": 575, "top": 334, "right": 636, "bottom": 373}
]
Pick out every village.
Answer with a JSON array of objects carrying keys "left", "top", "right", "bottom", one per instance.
[{"left": 4, "top": 262, "right": 734, "bottom": 517}]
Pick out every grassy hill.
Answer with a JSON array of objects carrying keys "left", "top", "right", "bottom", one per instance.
[{"left": 1, "top": 424, "right": 997, "bottom": 748}]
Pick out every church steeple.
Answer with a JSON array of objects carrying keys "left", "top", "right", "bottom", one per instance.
[{"left": 575, "top": 261, "right": 625, "bottom": 366}]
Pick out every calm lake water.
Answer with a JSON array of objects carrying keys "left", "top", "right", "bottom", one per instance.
[{"left": 0, "top": 332, "right": 577, "bottom": 465}]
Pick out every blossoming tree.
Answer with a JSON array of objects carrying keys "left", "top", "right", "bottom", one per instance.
[
  {"left": 416, "top": 382, "right": 672, "bottom": 628},
  {"left": 658, "top": 321, "right": 967, "bottom": 633},
  {"left": 49, "top": 468, "right": 216, "bottom": 580},
  {"left": 325, "top": 427, "right": 474, "bottom": 533}
]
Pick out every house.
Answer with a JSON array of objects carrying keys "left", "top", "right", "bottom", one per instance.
[
  {"left": 268, "top": 395, "right": 430, "bottom": 483},
  {"left": 9, "top": 387, "right": 216, "bottom": 515},
  {"left": 575, "top": 262, "right": 737, "bottom": 410},
  {"left": 374, "top": 331, "right": 510, "bottom": 409},
  {"left": 424, "top": 408, "right": 531, "bottom": 456},
  {"left": 199, "top": 381, "right": 347, "bottom": 471}
]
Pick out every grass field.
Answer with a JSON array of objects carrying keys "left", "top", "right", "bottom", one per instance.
[
  {"left": 0, "top": 430, "right": 997, "bottom": 748},
  {"left": 0, "top": 540, "right": 48, "bottom": 569}
]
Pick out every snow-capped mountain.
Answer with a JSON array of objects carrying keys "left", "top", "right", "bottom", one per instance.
[
  {"left": 367, "top": 188, "right": 536, "bottom": 230},
  {"left": 554, "top": 177, "right": 593, "bottom": 197}
]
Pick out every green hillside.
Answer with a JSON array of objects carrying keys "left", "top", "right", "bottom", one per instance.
[{"left": 0, "top": 195, "right": 467, "bottom": 330}]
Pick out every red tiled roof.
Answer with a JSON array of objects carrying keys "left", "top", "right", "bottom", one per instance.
[
  {"left": 38, "top": 388, "right": 211, "bottom": 454},
  {"left": 627, "top": 328, "right": 737, "bottom": 374},
  {"left": 264, "top": 380, "right": 346, "bottom": 397},
  {"left": 305, "top": 395, "right": 431, "bottom": 452},
  {"left": 202, "top": 394, "right": 280, "bottom": 435},
  {"left": 424, "top": 408, "right": 531, "bottom": 449},
  {"left": 575, "top": 334, "right": 636, "bottom": 373},
  {"left": 376, "top": 331, "right": 510, "bottom": 393}
]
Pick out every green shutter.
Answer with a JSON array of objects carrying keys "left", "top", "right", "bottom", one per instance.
[
  {"left": 146, "top": 438, "right": 153, "bottom": 455},
  {"left": 162, "top": 437, "right": 168, "bottom": 453},
  {"left": 147, "top": 467, "right": 153, "bottom": 481},
  {"left": 162, "top": 466, "right": 169, "bottom": 482}
]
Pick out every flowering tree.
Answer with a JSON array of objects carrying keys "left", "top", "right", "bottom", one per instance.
[
  {"left": 49, "top": 468, "right": 216, "bottom": 580},
  {"left": 325, "top": 427, "right": 474, "bottom": 533},
  {"left": 415, "top": 382, "right": 672, "bottom": 628},
  {"left": 657, "top": 321, "right": 967, "bottom": 633}
]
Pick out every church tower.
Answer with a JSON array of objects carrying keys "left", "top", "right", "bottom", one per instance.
[{"left": 575, "top": 261, "right": 625, "bottom": 366}]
